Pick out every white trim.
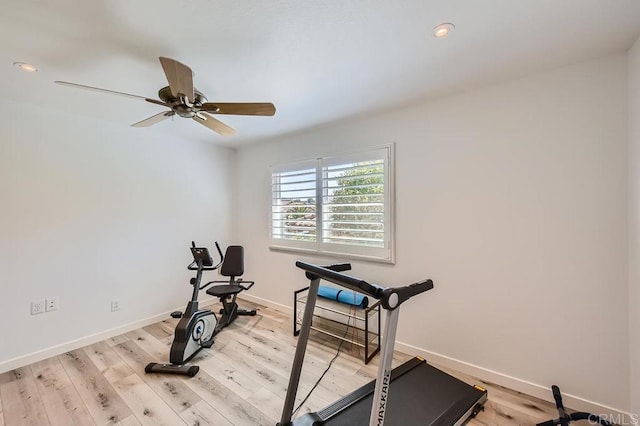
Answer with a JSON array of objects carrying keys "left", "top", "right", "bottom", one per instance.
[
  {"left": 394, "top": 340, "right": 633, "bottom": 422},
  {"left": 270, "top": 143, "right": 395, "bottom": 264},
  {"left": 238, "top": 292, "right": 293, "bottom": 314},
  {"left": 0, "top": 297, "right": 216, "bottom": 374},
  {"left": 4, "top": 291, "right": 631, "bottom": 423},
  {"left": 238, "top": 294, "right": 633, "bottom": 421},
  {"left": 269, "top": 244, "right": 395, "bottom": 264}
]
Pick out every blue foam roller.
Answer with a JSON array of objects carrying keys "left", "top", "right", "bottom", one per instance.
[{"left": 317, "top": 285, "right": 368, "bottom": 308}]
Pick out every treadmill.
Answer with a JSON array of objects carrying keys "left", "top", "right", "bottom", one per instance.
[{"left": 278, "top": 261, "right": 487, "bottom": 426}]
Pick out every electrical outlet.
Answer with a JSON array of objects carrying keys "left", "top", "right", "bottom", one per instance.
[
  {"left": 46, "top": 297, "right": 59, "bottom": 312},
  {"left": 111, "top": 300, "right": 120, "bottom": 312},
  {"left": 31, "top": 299, "right": 45, "bottom": 315}
]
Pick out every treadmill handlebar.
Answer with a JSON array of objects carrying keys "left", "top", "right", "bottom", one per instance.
[
  {"left": 295, "top": 261, "right": 434, "bottom": 310},
  {"left": 303, "top": 262, "right": 352, "bottom": 281},
  {"left": 296, "top": 261, "right": 385, "bottom": 299},
  {"left": 381, "top": 279, "right": 434, "bottom": 310}
]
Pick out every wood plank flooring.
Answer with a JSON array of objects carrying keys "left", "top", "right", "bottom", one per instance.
[{"left": 0, "top": 299, "right": 562, "bottom": 425}]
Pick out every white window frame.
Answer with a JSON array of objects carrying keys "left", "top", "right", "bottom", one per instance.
[{"left": 270, "top": 144, "right": 395, "bottom": 263}]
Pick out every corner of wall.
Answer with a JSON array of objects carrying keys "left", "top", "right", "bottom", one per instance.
[{"left": 628, "top": 33, "right": 640, "bottom": 422}]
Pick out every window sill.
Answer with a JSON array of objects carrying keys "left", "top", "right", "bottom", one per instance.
[{"left": 269, "top": 244, "right": 395, "bottom": 265}]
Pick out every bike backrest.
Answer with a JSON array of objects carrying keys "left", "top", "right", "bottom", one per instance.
[{"left": 221, "top": 245, "right": 244, "bottom": 277}]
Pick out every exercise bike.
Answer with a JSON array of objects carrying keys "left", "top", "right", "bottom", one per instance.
[{"left": 145, "top": 241, "right": 256, "bottom": 377}]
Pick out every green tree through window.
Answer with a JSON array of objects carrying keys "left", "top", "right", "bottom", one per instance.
[
  {"left": 271, "top": 145, "right": 393, "bottom": 262},
  {"left": 325, "top": 161, "right": 384, "bottom": 247}
]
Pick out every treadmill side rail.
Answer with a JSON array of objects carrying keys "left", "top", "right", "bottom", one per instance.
[
  {"left": 279, "top": 277, "right": 322, "bottom": 426},
  {"left": 369, "top": 307, "right": 400, "bottom": 426}
]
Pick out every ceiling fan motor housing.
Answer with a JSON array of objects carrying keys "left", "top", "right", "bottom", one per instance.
[{"left": 158, "top": 86, "right": 211, "bottom": 118}]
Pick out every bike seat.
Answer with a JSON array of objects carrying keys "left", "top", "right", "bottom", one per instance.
[{"left": 206, "top": 284, "right": 244, "bottom": 297}]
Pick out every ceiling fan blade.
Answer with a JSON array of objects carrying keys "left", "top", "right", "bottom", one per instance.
[
  {"left": 55, "top": 81, "right": 166, "bottom": 106},
  {"left": 145, "top": 98, "right": 169, "bottom": 107},
  {"left": 131, "top": 111, "right": 175, "bottom": 127},
  {"left": 159, "top": 57, "right": 195, "bottom": 103},
  {"left": 201, "top": 102, "right": 276, "bottom": 116},
  {"left": 192, "top": 112, "right": 236, "bottom": 136}
]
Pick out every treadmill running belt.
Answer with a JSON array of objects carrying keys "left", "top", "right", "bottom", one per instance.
[{"left": 321, "top": 357, "right": 486, "bottom": 425}]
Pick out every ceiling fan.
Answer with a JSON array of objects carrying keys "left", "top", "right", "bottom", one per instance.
[{"left": 55, "top": 57, "right": 276, "bottom": 136}]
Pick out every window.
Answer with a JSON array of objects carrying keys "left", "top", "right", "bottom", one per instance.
[{"left": 271, "top": 145, "right": 394, "bottom": 263}]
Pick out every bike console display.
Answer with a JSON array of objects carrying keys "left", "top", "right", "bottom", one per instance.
[
  {"left": 188, "top": 241, "right": 223, "bottom": 270},
  {"left": 190, "top": 247, "right": 213, "bottom": 267}
]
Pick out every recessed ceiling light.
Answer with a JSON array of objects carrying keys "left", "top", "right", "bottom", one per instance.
[
  {"left": 433, "top": 23, "right": 455, "bottom": 39},
  {"left": 14, "top": 62, "right": 38, "bottom": 72}
]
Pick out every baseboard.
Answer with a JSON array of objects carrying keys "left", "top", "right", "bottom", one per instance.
[
  {"left": 0, "top": 297, "right": 217, "bottom": 375},
  {"left": 2, "top": 294, "right": 633, "bottom": 424},
  {"left": 394, "top": 341, "right": 633, "bottom": 423},
  {"left": 241, "top": 294, "right": 634, "bottom": 422},
  {"left": 239, "top": 292, "right": 293, "bottom": 314}
]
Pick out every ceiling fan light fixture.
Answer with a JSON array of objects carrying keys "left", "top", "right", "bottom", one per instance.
[
  {"left": 433, "top": 23, "right": 455, "bottom": 39},
  {"left": 14, "top": 62, "right": 38, "bottom": 72}
]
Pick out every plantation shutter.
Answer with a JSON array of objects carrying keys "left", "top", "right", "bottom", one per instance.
[
  {"left": 270, "top": 145, "right": 394, "bottom": 262},
  {"left": 271, "top": 160, "right": 318, "bottom": 246},
  {"left": 321, "top": 160, "right": 384, "bottom": 246}
]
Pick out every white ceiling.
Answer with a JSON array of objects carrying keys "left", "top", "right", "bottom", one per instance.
[{"left": 2, "top": 0, "right": 640, "bottom": 147}]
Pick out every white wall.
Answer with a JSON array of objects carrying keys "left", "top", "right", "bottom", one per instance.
[
  {"left": 236, "top": 54, "right": 630, "bottom": 411},
  {"left": 0, "top": 100, "right": 235, "bottom": 368},
  {"left": 629, "top": 34, "right": 640, "bottom": 421}
]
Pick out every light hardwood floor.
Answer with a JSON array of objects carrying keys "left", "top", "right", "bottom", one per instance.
[{"left": 0, "top": 300, "right": 562, "bottom": 425}]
